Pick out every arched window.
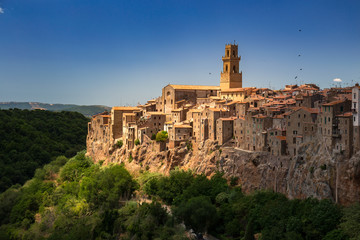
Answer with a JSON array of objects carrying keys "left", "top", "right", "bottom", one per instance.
[
  {"left": 167, "top": 91, "right": 171, "bottom": 96},
  {"left": 233, "top": 50, "right": 235, "bottom": 57},
  {"left": 233, "top": 66, "right": 236, "bottom": 73},
  {"left": 225, "top": 65, "right": 228, "bottom": 72},
  {"left": 227, "top": 50, "right": 229, "bottom": 57}
]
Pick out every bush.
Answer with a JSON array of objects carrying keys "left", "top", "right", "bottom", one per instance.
[
  {"left": 156, "top": 131, "right": 168, "bottom": 142},
  {"left": 128, "top": 153, "right": 133, "bottom": 163},
  {"left": 116, "top": 140, "right": 123, "bottom": 148},
  {"left": 186, "top": 141, "right": 193, "bottom": 151},
  {"left": 151, "top": 134, "right": 156, "bottom": 140},
  {"left": 134, "top": 139, "right": 140, "bottom": 146}
]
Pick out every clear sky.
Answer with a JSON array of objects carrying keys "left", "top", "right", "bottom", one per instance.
[{"left": 0, "top": 0, "right": 359, "bottom": 106}]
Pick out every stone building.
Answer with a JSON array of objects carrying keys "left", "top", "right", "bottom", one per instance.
[
  {"left": 187, "top": 109, "right": 203, "bottom": 142},
  {"left": 352, "top": 84, "right": 360, "bottom": 153},
  {"left": 334, "top": 112, "right": 353, "bottom": 158},
  {"left": 122, "top": 113, "right": 139, "bottom": 150},
  {"left": 319, "top": 100, "right": 351, "bottom": 152},
  {"left": 220, "top": 44, "right": 242, "bottom": 91},
  {"left": 234, "top": 117, "right": 246, "bottom": 148},
  {"left": 171, "top": 108, "right": 188, "bottom": 124},
  {"left": 87, "top": 113, "right": 111, "bottom": 144},
  {"left": 201, "top": 108, "right": 230, "bottom": 141},
  {"left": 268, "top": 128, "right": 286, "bottom": 156},
  {"left": 110, "top": 107, "right": 140, "bottom": 143},
  {"left": 168, "top": 124, "right": 193, "bottom": 148},
  {"left": 162, "top": 84, "right": 219, "bottom": 114},
  {"left": 251, "top": 114, "right": 273, "bottom": 151},
  {"left": 216, "top": 117, "right": 235, "bottom": 145},
  {"left": 285, "top": 107, "right": 319, "bottom": 156}
]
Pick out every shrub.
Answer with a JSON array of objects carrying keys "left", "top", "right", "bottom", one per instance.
[
  {"left": 134, "top": 139, "right": 140, "bottom": 146},
  {"left": 156, "top": 131, "right": 168, "bottom": 142},
  {"left": 151, "top": 134, "right": 156, "bottom": 140},
  {"left": 230, "top": 176, "right": 239, "bottom": 186},
  {"left": 128, "top": 154, "right": 133, "bottom": 163},
  {"left": 186, "top": 141, "right": 193, "bottom": 151},
  {"left": 320, "top": 164, "right": 327, "bottom": 170},
  {"left": 116, "top": 140, "right": 123, "bottom": 148}
]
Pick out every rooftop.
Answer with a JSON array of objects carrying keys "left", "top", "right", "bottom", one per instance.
[{"left": 168, "top": 84, "right": 220, "bottom": 90}]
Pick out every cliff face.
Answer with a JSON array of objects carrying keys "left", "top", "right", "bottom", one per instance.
[{"left": 86, "top": 137, "right": 360, "bottom": 205}]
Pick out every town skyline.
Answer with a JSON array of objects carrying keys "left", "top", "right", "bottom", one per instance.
[{"left": 0, "top": 0, "right": 359, "bottom": 106}]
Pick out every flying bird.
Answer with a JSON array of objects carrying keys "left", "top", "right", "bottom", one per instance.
[
  {"left": 295, "top": 76, "right": 298, "bottom": 79},
  {"left": 298, "top": 54, "right": 301, "bottom": 57},
  {"left": 299, "top": 29, "right": 302, "bottom": 32},
  {"left": 300, "top": 68, "right": 303, "bottom": 71}
]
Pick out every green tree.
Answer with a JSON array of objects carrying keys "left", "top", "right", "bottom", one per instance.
[
  {"left": 340, "top": 203, "right": 360, "bottom": 239},
  {"left": 173, "top": 196, "right": 217, "bottom": 235},
  {"left": 156, "top": 131, "right": 168, "bottom": 142}
]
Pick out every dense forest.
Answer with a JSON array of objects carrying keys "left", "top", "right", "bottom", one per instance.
[
  {"left": 0, "top": 109, "right": 89, "bottom": 192},
  {"left": 0, "top": 151, "right": 359, "bottom": 240}
]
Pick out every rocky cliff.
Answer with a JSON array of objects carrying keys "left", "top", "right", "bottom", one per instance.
[{"left": 87, "top": 136, "right": 360, "bottom": 205}]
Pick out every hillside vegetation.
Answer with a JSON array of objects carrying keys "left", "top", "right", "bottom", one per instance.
[
  {"left": 1, "top": 151, "right": 360, "bottom": 240},
  {"left": 0, "top": 109, "right": 89, "bottom": 192},
  {"left": 0, "top": 102, "right": 111, "bottom": 117}
]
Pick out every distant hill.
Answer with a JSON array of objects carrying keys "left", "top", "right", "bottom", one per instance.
[{"left": 0, "top": 102, "right": 111, "bottom": 117}]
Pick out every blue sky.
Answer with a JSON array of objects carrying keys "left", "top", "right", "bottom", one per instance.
[{"left": 0, "top": 0, "right": 359, "bottom": 106}]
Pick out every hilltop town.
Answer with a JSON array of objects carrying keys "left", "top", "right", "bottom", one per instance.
[{"left": 87, "top": 44, "right": 360, "bottom": 161}]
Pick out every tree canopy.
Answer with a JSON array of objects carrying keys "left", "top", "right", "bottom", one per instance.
[{"left": 0, "top": 109, "right": 89, "bottom": 192}]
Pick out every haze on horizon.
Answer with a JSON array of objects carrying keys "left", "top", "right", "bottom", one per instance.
[{"left": 0, "top": 0, "right": 359, "bottom": 107}]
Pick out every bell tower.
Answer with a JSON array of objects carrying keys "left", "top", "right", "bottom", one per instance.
[{"left": 220, "top": 44, "right": 242, "bottom": 90}]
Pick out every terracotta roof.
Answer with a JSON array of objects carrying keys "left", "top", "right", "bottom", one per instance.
[
  {"left": 337, "top": 112, "right": 352, "bottom": 117},
  {"left": 218, "top": 117, "right": 236, "bottom": 121},
  {"left": 147, "top": 112, "right": 166, "bottom": 115},
  {"left": 100, "top": 115, "right": 110, "bottom": 118},
  {"left": 276, "top": 136, "right": 286, "bottom": 140},
  {"left": 168, "top": 84, "right": 220, "bottom": 90},
  {"left": 189, "top": 109, "right": 203, "bottom": 113},
  {"left": 208, "top": 108, "right": 227, "bottom": 112},
  {"left": 273, "top": 115, "right": 284, "bottom": 119},
  {"left": 253, "top": 114, "right": 268, "bottom": 119},
  {"left": 112, "top": 106, "right": 140, "bottom": 111},
  {"left": 221, "top": 88, "right": 246, "bottom": 92},
  {"left": 174, "top": 124, "right": 192, "bottom": 129},
  {"left": 322, "top": 100, "right": 346, "bottom": 106}
]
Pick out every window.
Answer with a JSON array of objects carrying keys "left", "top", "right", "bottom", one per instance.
[
  {"left": 227, "top": 50, "right": 229, "bottom": 57},
  {"left": 167, "top": 91, "right": 171, "bottom": 96},
  {"left": 288, "top": 122, "right": 290, "bottom": 126},
  {"left": 298, "top": 122, "right": 300, "bottom": 127},
  {"left": 232, "top": 50, "right": 235, "bottom": 56},
  {"left": 293, "top": 138, "right": 296, "bottom": 144}
]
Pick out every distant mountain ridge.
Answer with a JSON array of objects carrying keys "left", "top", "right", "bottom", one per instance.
[{"left": 0, "top": 101, "right": 111, "bottom": 117}]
